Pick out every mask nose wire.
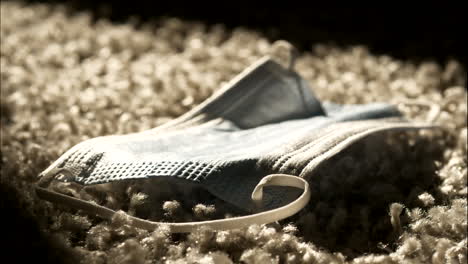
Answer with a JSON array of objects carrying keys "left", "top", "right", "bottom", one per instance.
[{"left": 35, "top": 173, "right": 310, "bottom": 233}]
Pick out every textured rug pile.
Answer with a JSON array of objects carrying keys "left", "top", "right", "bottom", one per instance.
[{"left": 1, "top": 2, "right": 466, "bottom": 263}]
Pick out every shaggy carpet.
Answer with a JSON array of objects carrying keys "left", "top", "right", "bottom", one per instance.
[{"left": 1, "top": 2, "right": 466, "bottom": 263}]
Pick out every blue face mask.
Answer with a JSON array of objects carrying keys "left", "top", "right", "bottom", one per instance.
[{"left": 36, "top": 45, "right": 434, "bottom": 233}]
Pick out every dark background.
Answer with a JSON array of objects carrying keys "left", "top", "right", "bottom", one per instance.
[{"left": 24, "top": 1, "right": 467, "bottom": 67}]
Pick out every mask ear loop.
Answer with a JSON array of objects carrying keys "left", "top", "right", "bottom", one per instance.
[
  {"left": 398, "top": 95, "right": 460, "bottom": 124},
  {"left": 35, "top": 173, "right": 310, "bottom": 233},
  {"left": 398, "top": 99, "right": 441, "bottom": 123},
  {"left": 270, "top": 40, "right": 299, "bottom": 71}
]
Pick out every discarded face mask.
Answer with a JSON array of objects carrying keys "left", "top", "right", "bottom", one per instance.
[{"left": 36, "top": 42, "right": 436, "bottom": 233}]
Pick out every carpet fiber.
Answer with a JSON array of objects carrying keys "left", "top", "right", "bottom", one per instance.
[{"left": 1, "top": 2, "right": 466, "bottom": 263}]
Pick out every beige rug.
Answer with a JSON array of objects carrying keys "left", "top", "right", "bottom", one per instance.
[{"left": 1, "top": 2, "right": 466, "bottom": 263}]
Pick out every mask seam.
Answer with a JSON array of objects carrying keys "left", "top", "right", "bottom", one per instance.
[
  {"left": 272, "top": 107, "right": 404, "bottom": 171},
  {"left": 275, "top": 121, "right": 379, "bottom": 171},
  {"left": 271, "top": 122, "right": 341, "bottom": 169},
  {"left": 294, "top": 125, "right": 386, "bottom": 174},
  {"left": 297, "top": 123, "right": 428, "bottom": 176}
]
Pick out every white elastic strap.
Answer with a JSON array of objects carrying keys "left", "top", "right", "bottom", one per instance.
[
  {"left": 35, "top": 174, "right": 310, "bottom": 233},
  {"left": 399, "top": 95, "right": 461, "bottom": 124},
  {"left": 270, "top": 40, "right": 299, "bottom": 71},
  {"left": 398, "top": 99, "right": 441, "bottom": 123}
]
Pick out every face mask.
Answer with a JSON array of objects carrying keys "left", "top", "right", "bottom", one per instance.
[{"left": 36, "top": 43, "right": 435, "bottom": 233}]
